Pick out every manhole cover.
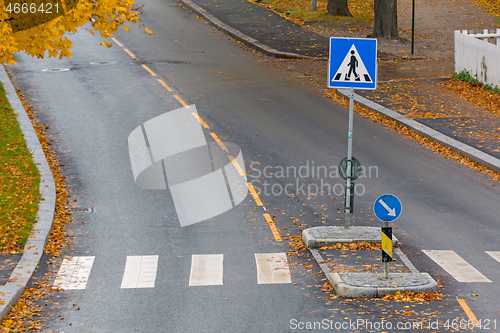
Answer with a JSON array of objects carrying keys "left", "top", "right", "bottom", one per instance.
[{"left": 41, "top": 68, "right": 70, "bottom": 72}]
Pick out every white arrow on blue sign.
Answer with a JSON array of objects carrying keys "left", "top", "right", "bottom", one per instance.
[
  {"left": 373, "top": 194, "right": 402, "bottom": 222},
  {"left": 328, "top": 37, "right": 377, "bottom": 90}
]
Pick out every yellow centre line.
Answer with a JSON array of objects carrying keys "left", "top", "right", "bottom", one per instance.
[
  {"left": 141, "top": 65, "right": 156, "bottom": 77},
  {"left": 111, "top": 37, "right": 123, "bottom": 47},
  {"left": 123, "top": 49, "right": 136, "bottom": 59},
  {"left": 457, "top": 299, "right": 479, "bottom": 326},
  {"left": 210, "top": 133, "right": 228, "bottom": 151},
  {"left": 157, "top": 79, "right": 173, "bottom": 92},
  {"left": 264, "top": 213, "right": 282, "bottom": 242},
  {"left": 229, "top": 155, "right": 246, "bottom": 177},
  {"left": 191, "top": 113, "right": 209, "bottom": 128},
  {"left": 174, "top": 95, "right": 189, "bottom": 108},
  {"left": 246, "top": 183, "right": 263, "bottom": 206},
  {"left": 210, "top": 133, "right": 228, "bottom": 150}
]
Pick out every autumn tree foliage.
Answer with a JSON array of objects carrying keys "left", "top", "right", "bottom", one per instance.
[
  {"left": 0, "top": 0, "right": 145, "bottom": 65},
  {"left": 327, "top": 0, "right": 352, "bottom": 17}
]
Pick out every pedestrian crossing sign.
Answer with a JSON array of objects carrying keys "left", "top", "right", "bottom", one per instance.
[{"left": 328, "top": 37, "right": 377, "bottom": 90}]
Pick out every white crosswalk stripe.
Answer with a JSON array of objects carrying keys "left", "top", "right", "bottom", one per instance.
[
  {"left": 121, "top": 255, "right": 159, "bottom": 289},
  {"left": 53, "top": 253, "right": 296, "bottom": 289},
  {"left": 255, "top": 253, "right": 292, "bottom": 284},
  {"left": 189, "top": 254, "right": 224, "bottom": 286},
  {"left": 54, "top": 256, "right": 95, "bottom": 290},
  {"left": 486, "top": 251, "right": 500, "bottom": 263},
  {"left": 422, "top": 250, "right": 491, "bottom": 283}
]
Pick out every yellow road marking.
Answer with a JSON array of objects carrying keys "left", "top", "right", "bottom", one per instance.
[
  {"left": 247, "top": 183, "right": 263, "bottom": 206},
  {"left": 264, "top": 213, "right": 282, "bottom": 242},
  {"left": 174, "top": 95, "right": 189, "bottom": 108},
  {"left": 123, "top": 49, "right": 136, "bottom": 59},
  {"left": 191, "top": 113, "right": 209, "bottom": 128},
  {"left": 111, "top": 37, "right": 123, "bottom": 47},
  {"left": 157, "top": 79, "right": 173, "bottom": 92},
  {"left": 141, "top": 65, "right": 156, "bottom": 77},
  {"left": 229, "top": 155, "right": 246, "bottom": 176},
  {"left": 457, "top": 299, "right": 479, "bottom": 326},
  {"left": 210, "top": 133, "right": 228, "bottom": 151}
]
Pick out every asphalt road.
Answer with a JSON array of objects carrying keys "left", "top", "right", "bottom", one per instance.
[{"left": 9, "top": 0, "right": 500, "bottom": 331}]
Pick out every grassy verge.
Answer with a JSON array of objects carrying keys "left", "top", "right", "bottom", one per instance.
[
  {"left": 0, "top": 82, "right": 40, "bottom": 253},
  {"left": 248, "top": 0, "right": 373, "bottom": 29}
]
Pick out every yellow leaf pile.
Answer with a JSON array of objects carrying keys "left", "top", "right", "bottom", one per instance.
[
  {"left": 320, "top": 241, "right": 381, "bottom": 251},
  {"left": 286, "top": 233, "right": 307, "bottom": 256},
  {"left": 474, "top": 0, "right": 500, "bottom": 17},
  {"left": 444, "top": 78, "right": 500, "bottom": 118},
  {"left": 380, "top": 290, "right": 444, "bottom": 303}
]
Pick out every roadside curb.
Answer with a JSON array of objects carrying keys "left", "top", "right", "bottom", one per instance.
[
  {"left": 302, "top": 226, "right": 399, "bottom": 248},
  {"left": 328, "top": 272, "right": 438, "bottom": 298},
  {"left": 337, "top": 89, "right": 500, "bottom": 174},
  {"left": 179, "top": 0, "right": 321, "bottom": 60},
  {"left": 0, "top": 65, "right": 56, "bottom": 321}
]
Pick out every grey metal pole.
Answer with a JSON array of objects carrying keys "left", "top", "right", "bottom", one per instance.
[
  {"left": 344, "top": 87, "right": 354, "bottom": 229},
  {"left": 311, "top": 0, "right": 317, "bottom": 10}
]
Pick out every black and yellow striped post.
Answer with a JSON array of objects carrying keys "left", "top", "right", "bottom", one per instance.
[{"left": 381, "top": 226, "right": 393, "bottom": 279}]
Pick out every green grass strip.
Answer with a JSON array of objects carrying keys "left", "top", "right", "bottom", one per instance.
[
  {"left": 453, "top": 69, "right": 500, "bottom": 95},
  {"left": 0, "top": 81, "right": 40, "bottom": 253}
]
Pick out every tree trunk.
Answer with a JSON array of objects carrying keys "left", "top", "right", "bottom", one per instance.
[
  {"left": 327, "top": 0, "right": 352, "bottom": 17},
  {"left": 372, "top": 0, "right": 398, "bottom": 38}
]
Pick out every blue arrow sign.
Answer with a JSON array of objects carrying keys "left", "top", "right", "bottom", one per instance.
[
  {"left": 328, "top": 38, "right": 377, "bottom": 90},
  {"left": 374, "top": 194, "right": 402, "bottom": 222}
]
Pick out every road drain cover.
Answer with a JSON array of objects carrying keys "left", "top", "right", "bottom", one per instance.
[
  {"left": 41, "top": 68, "right": 70, "bottom": 72},
  {"left": 90, "top": 61, "right": 117, "bottom": 65}
]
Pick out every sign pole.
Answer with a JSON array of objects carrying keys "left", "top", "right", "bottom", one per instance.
[
  {"left": 344, "top": 86, "right": 354, "bottom": 229},
  {"left": 328, "top": 38, "right": 377, "bottom": 229},
  {"left": 382, "top": 222, "right": 389, "bottom": 279},
  {"left": 411, "top": 0, "right": 415, "bottom": 54},
  {"left": 381, "top": 223, "right": 392, "bottom": 279}
]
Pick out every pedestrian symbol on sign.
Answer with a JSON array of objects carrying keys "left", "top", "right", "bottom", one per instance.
[{"left": 347, "top": 50, "right": 359, "bottom": 81}]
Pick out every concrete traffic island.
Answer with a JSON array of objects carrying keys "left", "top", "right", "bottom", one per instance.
[
  {"left": 302, "top": 226, "right": 399, "bottom": 248},
  {"left": 303, "top": 226, "right": 439, "bottom": 298},
  {"left": 329, "top": 272, "right": 438, "bottom": 298}
]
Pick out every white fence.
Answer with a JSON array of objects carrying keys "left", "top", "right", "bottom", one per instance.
[{"left": 455, "top": 29, "right": 500, "bottom": 87}]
